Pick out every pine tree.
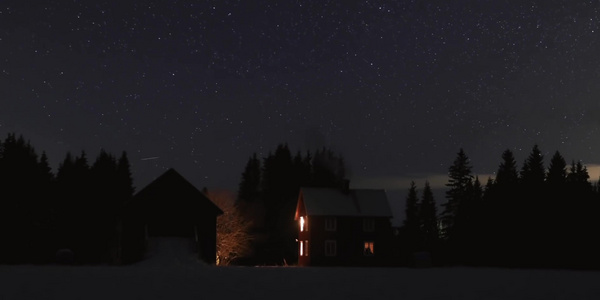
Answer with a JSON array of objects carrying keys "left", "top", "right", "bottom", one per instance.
[
  {"left": 517, "top": 144, "right": 546, "bottom": 267},
  {"left": 577, "top": 161, "right": 590, "bottom": 184},
  {"left": 469, "top": 177, "right": 483, "bottom": 213},
  {"left": 483, "top": 177, "right": 494, "bottom": 195},
  {"left": 261, "top": 144, "right": 294, "bottom": 203},
  {"left": 485, "top": 149, "right": 521, "bottom": 266},
  {"left": 302, "top": 150, "right": 313, "bottom": 183},
  {"left": 495, "top": 149, "right": 519, "bottom": 187},
  {"left": 398, "top": 180, "right": 422, "bottom": 264},
  {"left": 91, "top": 149, "right": 117, "bottom": 192},
  {"left": 520, "top": 144, "right": 545, "bottom": 187},
  {"left": 403, "top": 181, "right": 420, "bottom": 250},
  {"left": 567, "top": 160, "right": 591, "bottom": 186},
  {"left": 536, "top": 151, "right": 567, "bottom": 267},
  {"left": 0, "top": 133, "right": 46, "bottom": 262},
  {"left": 78, "top": 149, "right": 115, "bottom": 263},
  {"left": 113, "top": 151, "right": 134, "bottom": 264},
  {"left": 546, "top": 151, "right": 567, "bottom": 186},
  {"left": 55, "top": 151, "right": 91, "bottom": 259},
  {"left": 292, "top": 151, "right": 311, "bottom": 189},
  {"left": 31, "top": 151, "right": 55, "bottom": 263},
  {"left": 237, "top": 153, "right": 262, "bottom": 204},
  {"left": 38, "top": 151, "right": 54, "bottom": 184},
  {"left": 117, "top": 151, "right": 135, "bottom": 199},
  {"left": 459, "top": 176, "right": 483, "bottom": 264},
  {"left": 419, "top": 181, "right": 438, "bottom": 250},
  {"left": 441, "top": 148, "right": 473, "bottom": 241},
  {"left": 259, "top": 144, "right": 297, "bottom": 264},
  {"left": 56, "top": 152, "right": 75, "bottom": 183},
  {"left": 563, "top": 159, "right": 595, "bottom": 267}
]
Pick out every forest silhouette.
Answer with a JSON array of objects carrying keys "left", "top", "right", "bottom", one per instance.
[
  {"left": 0, "top": 133, "right": 133, "bottom": 264},
  {"left": 2, "top": 132, "right": 600, "bottom": 269},
  {"left": 400, "top": 146, "right": 600, "bottom": 270}
]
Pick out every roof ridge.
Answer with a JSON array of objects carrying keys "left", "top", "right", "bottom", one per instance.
[{"left": 300, "top": 188, "right": 391, "bottom": 217}]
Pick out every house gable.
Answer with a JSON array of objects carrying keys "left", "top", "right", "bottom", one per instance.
[
  {"left": 132, "top": 168, "right": 223, "bottom": 218},
  {"left": 294, "top": 190, "right": 307, "bottom": 220}
]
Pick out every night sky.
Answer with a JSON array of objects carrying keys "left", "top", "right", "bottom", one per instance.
[{"left": 3, "top": 1, "right": 600, "bottom": 218}]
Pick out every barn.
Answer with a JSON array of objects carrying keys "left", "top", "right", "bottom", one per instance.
[{"left": 121, "top": 168, "right": 223, "bottom": 265}]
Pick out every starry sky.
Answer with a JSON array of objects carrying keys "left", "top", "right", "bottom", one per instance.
[{"left": 3, "top": 1, "right": 600, "bottom": 218}]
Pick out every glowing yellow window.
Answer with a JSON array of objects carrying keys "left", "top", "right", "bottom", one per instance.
[
  {"left": 299, "top": 240, "right": 309, "bottom": 257},
  {"left": 300, "top": 216, "right": 307, "bottom": 232}
]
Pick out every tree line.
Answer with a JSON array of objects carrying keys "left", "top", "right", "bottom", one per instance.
[
  {"left": 401, "top": 145, "right": 600, "bottom": 269},
  {"left": 7, "top": 130, "right": 596, "bottom": 269},
  {"left": 0, "top": 132, "right": 345, "bottom": 266},
  {"left": 0, "top": 133, "right": 133, "bottom": 264}
]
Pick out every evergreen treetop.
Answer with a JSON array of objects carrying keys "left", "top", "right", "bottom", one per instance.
[
  {"left": 495, "top": 149, "right": 519, "bottom": 187},
  {"left": 404, "top": 181, "right": 419, "bottom": 230},
  {"left": 520, "top": 144, "right": 545, "bottom": 186},
  {"left": 419, "top": 181, "right": 438, "bottom": 247},
  {"left": 546, "top": 151, "right": 567, "bottom": 185}
]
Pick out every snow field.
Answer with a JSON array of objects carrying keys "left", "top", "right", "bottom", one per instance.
[{"left": 2, "top": 264, "right": 600, "bottom": 300}]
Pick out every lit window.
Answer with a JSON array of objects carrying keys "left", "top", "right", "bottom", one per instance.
[
  {"left": 304, "top": 240, "right": 309, "bottom": 256},
  {"left": 325, "top": 240, "right": 337, "bottom": 256},
  {"left": 364, "top": 241, "right": 374, "bottom": 256},
  {"left": 300, "top": 216, "right": 306, "bottom": 232},
  {"left": 299, "top": 240, "right": 309, "bottom": 257},
  {"left": 325, "top": 217, "right": 337, "bottom": 231},
  {"left": 363, "top": 218, "right": 375, "bottom": 232}
]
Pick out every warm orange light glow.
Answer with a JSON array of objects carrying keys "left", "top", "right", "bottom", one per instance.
[
  {"left": 304, "top": 240, "right": 308, "bottom": 256},
  {"left": 364, "top": 241, "right": 374, "bottom": 256},
  {"left": 300, "top": 216, "right": 305, "bottom": 232}
]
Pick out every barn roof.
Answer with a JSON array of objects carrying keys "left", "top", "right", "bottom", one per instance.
[
  {"left": 130, "top": 168, "right": 223, "bottom": 216},
  {"left": 296, "top": 187, "right": 392, "bottom": 218}
]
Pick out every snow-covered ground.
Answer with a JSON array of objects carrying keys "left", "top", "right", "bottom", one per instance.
[{"left": 2, "top": 239, "right": 600, "bottom": 300}]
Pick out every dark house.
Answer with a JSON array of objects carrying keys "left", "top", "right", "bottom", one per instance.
[
  {"left": 121, "top": 168, "right": 223, "bottom": 264},
  {"left": 294, "top": 186, "right": 394, "bottom": 267}
]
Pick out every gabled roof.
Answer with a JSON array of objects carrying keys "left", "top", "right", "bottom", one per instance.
[
  {"left": 130, "top": 168, "right": 223, "bottom": 216},
  {"left": 295, "top": 187, "right": 392, "bottom": 219}
]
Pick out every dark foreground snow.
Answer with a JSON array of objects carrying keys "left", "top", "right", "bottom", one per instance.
[
  {"left": 4, "top": 264, "right": 600, "bottom": 299},
  {"left": 2, "top": 239, "right": 600, "bottom": 299}
]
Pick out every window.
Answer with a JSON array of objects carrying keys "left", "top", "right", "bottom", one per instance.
[
  {"left": 325, "top": 240, "right": 337, "bottom": 256},
  {"left": 304, "top": 240, "right": 309, "bottom": 256},
  {"left": 300, "top": 216, "right": 307, "bottom": 232},
  {"left": 363, "top": 218, "right": 375, "bottom": 232},
  {"left": 325, "top": 217, "right": 337, "bottom": 231},
  {"left": 364, "top": 241, "right": 374, "bottom": 256},
  {"left": 299, "top": 240, "right": 309, "bottom": 257}
]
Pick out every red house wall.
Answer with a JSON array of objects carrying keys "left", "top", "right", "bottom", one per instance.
[{"left": 298, "top": 215, "right": 393, "bottom": 267}]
